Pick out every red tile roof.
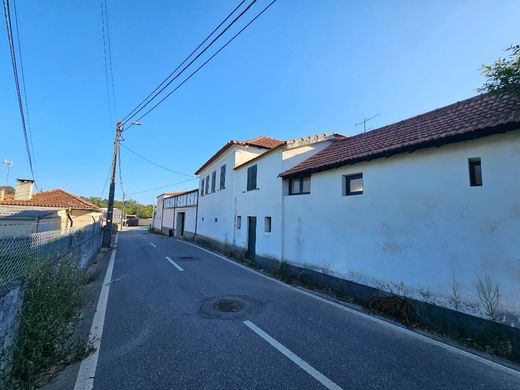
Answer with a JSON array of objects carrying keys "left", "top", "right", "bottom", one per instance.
[
  {"left": 0, "top": 189, "right": 101, "bottom": 211},
  {"left": 281, "top": 93, "right": 520, "bottom": 178},
  {"left": 195, "top": 136, "right": 284, "bottom": 175}
]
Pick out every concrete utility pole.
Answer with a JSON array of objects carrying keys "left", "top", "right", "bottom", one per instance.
[{"left": 102, "top": 121, "right": 123, "bottom": 248}]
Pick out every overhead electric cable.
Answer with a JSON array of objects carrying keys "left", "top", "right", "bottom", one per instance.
[
  {"left": 125, "top": 177, "right": 199, "bottom": 196},
  {"left": 2, "top": 0, "right": 37, "bottom": 187},
  {"left": 121, "top": 0, "right": 247, "bottom": 124},
  {"left": 120, "top": 143, "right": 195, "bottom": 178},
  {"left": 127, "top": 0, "right": 278, "bottom": 126},
  {"left": 121, "top": 0, "right": 258, "bottom": 126},
  {"left": 100, "top": 0, "right": 117, "bottom": 122},
  {"left": 12, "top": 0, "right": 36, "bottom": 176}
]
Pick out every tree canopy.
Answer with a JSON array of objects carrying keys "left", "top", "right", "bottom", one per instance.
[
  {"left": 479, "top": 44, "right": 520, "bottom": 95},
  {"left": 82, "top": 196, "right": 154, "bottom": 218}
]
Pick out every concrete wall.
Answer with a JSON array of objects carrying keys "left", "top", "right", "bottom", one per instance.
[
  {"left": 0, "top": 216, "right": 61, "bottom": 237},
  {"left": 282, "top": 131, "right": 520, "bottom": 323}
]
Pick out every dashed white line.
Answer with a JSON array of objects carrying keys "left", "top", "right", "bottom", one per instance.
[
  {"left": 150, "top": 242, "right": 157, "bottom": 248},
  {"left": 243, "top": 320, "right": 342, "bottom": 390},
  {"left": 74, "top": 248, "right": 117, "bottom": 390},
  {"left": 179, "top": 239, "right": 520, "bottom": 378},
  {"left": 165, "top": 256, "right": 184, "bottom": 271}
]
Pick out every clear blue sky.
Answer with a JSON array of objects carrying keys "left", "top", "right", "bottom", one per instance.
[{"left": 1, "top": 0, "right": 518, "bottom": 204}]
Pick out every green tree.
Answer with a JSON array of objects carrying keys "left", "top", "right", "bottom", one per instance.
[{"left": 479, "top": 44, "right": 520, "bottom": 95}]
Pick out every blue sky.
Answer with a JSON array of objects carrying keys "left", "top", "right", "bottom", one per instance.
[{"left": 1, "top": 0, "right": 518, "bottom": 204}]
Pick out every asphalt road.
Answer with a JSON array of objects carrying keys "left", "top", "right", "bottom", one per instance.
[{"left": 90, "top": 228, "right": 520, "bottom": 389}]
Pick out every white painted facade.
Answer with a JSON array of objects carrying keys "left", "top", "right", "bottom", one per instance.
[
  {"left": 196, "top": 145, "right": 266, "bottom": 245},
  {"left": 153, "top": 190, "right": 198, "bottom": 237},
  {"left": 282, "top": 130, "right": 520, "bottom": 322}
]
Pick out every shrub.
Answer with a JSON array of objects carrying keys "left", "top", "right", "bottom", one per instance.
[
  {"left": 7, "top": 259, "right": 84, "bottom": 388},
  {"left": 368, "top": 295, "right": 416, "bottom": 327}
]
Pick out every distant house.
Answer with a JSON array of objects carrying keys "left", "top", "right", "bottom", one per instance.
[
  {"left": 152, "top": 190, "right": 198, "bottom": 238},
  {"left": 100, "top": 208, "right": 124, "bottom": 226},
  {"left": 0, "top": 179, "right": 101, "bottom": 233}
]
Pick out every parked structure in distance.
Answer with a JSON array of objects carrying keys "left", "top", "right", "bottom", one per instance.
[{"left": 152, "top": 189, "right": 198, "bottom": 238}]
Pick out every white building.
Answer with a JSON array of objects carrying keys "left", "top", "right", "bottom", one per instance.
[
  {"left": 279, "top": 92, "right": 520, "bottom": 322},
  {"left": 152, "top": 190, "right": 198, "bottom": 238}
]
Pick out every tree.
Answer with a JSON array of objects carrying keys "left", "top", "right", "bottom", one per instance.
[{"left": 479, "top": 44, "right": 520, "bottom": 95}]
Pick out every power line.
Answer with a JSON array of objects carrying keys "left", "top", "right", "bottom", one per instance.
[
  {"left": 117, "top": 148, "right": 124, "bottom": 196},
  {"left": 121, "top": 0, "right": 247, "bottom": 124},
  {"left": 125, "top": 177, "right": 198, "bottom": 196},
  {"left": 121, "top": 0, "right": 258, "bottom": 126},
  {"left": 120, "top": 143, "right": 195, "bottom": 178},
  {"left": 127, "top": 0, "right": 278, "bottom": 126},
  {"left": 99, "top": 163, "right": 112, "bottom": 200},
  {"left": 100, "top": 0, "right": 117, "bottom": 122},
  {"left": 2, "top": 0, "right": 37, "bottom": 187},
  {"left": 12, "top": 0, "right": 36, "bottom": 177}
]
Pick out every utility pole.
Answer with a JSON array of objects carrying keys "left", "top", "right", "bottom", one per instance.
[{"left": 102, "top": 121, "right": 123, "bottom": 248}]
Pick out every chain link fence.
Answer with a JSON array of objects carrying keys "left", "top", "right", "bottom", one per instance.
[{"left": 0, "top": 223, "right": 103, "bottom": 287}]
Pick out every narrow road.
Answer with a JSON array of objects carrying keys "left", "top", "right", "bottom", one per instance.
[{"left": 88, "top": 228, "right": 520, "bottom": 389}]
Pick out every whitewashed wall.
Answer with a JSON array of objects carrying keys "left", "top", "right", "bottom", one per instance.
[
  {"left": 234, "top": 140, "right": 336, "bottom": 260},
  {"left": 197, "top": 145, "right": 265, "bottom": 244},
  {"left": 283, "top": 131, "right": 520, "bottom": 321}
]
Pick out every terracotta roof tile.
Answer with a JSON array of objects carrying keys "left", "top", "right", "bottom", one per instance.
[
  {"left": 195, "top": 136, "right": 284, "bottom": 175},
  {"left": 0, "top": 189, "right": 101, "bottom": 211},
  {"left": 281, "top": 93, "right": 520, "bottom": 177}
]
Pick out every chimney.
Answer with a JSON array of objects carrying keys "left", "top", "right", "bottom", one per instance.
[{"left": 14, "top": 179, "right": 34, "bottom": 200}]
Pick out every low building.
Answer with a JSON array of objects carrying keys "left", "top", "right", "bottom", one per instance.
[
  {"left": 280, "top": 92, "right": 520, "bottom": 322},
  {"left": 152, "top": 190, "right": 198, "bottom": 238},
  {"left": 0, "top": 180, "right": 101, "bottom": 231},
  {"left": 0, "top": 206, "right": 62, "bottom": 237}
]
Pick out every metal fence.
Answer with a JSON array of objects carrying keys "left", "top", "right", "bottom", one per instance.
[{"left": 0, "top": 223, "right": 103, "bottom": 287}]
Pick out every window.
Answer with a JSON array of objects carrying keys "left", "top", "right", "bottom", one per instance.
[
  {"left": 201, "top": 178, "right": 205, "bottom": 196},
  {"left": 220, "top": 165, "right": 226, "bottom": 189},
  {"left": 289, "top": 176, "right": 311, "bottom": 195},
  {"left": 214, "top": 217, "right": 218, "bottom": 222},
  {"left": 201, "top": 217, "right": 204, "bottom": 221},
  {"left": 344, "top": 173, "right": 363, "bottom": 196},
  {"left": 247, "top": 165, "right": 257, "bottom": 191},
  {"left": 211, "top": 171, "right": 216, "bottom": 192},
  {"left": 468, "top": 158, "right": 482, "bottom": 186},
  {"left": 264, "top": 217, "right": 272, "bottom": 233},
  {"left": 236, "top": 216, "right": 241, "bottom": 229},
  {"left": 205, "top": 175, "right": 210, "bottom": 194}
]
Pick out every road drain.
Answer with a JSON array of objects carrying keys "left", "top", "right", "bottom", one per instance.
[
  {"left": 176, "top": 256, "right": 199, "bottom": 260},
  {"left": 199, "top": 295, "right": 265, "bottom": 320},
  {"left": 214, "top": 298, "right": 245, "bottom": 313}
]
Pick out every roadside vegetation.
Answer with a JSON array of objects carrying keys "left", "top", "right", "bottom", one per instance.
[
  {"left": 82, "top": 196, "right": 154, "bottom": 218},
  {"left": 2, "top": 259, "right": 93, "bottom": 389}
]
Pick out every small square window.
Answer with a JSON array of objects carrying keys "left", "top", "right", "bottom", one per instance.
[
  {"left": 201, "top": 217, "right": 204, "bottom": 221},
  {"left": 288, "top": 176, "right": 311, "bottom": 195},
  {"left": 214, "top": 217, "right": 218, "bottom": 222},
  {"left": 236, "top": 216, "right": 241, "bottom": 229},
  {"left": 344, "top": 173, "right": 363, "bottom": 196},
  {"left": 468, "top": 158, "right": 482, "bottom": 186},
  {"left": 264, "top": 217, "right": 271, "bottom": 233}
]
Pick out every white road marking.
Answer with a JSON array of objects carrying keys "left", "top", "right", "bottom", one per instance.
[
  {"left": 243, "top": 320, "right": 342, "bottom": 390},
  {"left": 74, "top": 247, "right": 117, "bottom": 390},
  {"left": 178, "top": 240, "right": 520, "bottom": 378},
  {"left": 114, "top": 235, "right": 118, "bottom": 244},
  {"left": 166, "top": 256, "right": 184, "bottom": 271},
  {"left": 150, "top": 242, "right": 157, "bottom": 248}
]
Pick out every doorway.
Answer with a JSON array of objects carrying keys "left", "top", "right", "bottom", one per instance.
[
  {"left": 176, "top": 212, "right": 185, "bottom": 237},
  {"left": 247, "top": 216, "right": 256, "bottom": 260}
]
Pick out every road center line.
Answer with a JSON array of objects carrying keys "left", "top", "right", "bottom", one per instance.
[
  {"left": 243, "top": 320, "right": 342, "bottom": 390},
  {"left": 165, "top": 256, "right": 184, "bottom": 271},
  {"left": 74, "top": 247, "right": 117, "bottom": 390},
  {"left": 150, "top": 242, "right": 157, "bottom": 248}
]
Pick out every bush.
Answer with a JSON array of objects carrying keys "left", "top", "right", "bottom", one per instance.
[
  {"left": 368, "top": 295, "right": 416, "bottom": 327},
  {"left": 7, "top": 259, "right": 84, "bottom": 388}
]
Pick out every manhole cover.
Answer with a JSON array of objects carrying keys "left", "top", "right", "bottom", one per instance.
[
  {"left": 198, "top": 295, "right": 265, "bottom": 320},
  {"left": 214, "top": 298, "right": 245, "bottom": 313}
]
